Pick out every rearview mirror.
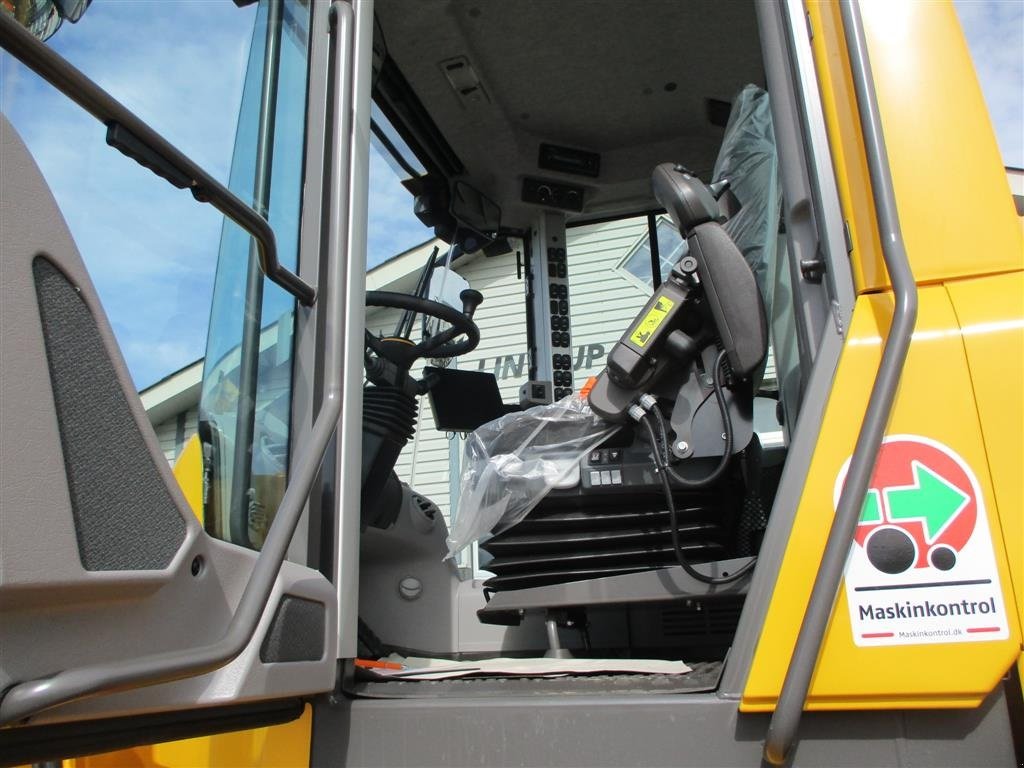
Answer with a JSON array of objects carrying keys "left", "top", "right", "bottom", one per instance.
[{"left": 5, "top": 0, "right": 91, "bottom": 42}]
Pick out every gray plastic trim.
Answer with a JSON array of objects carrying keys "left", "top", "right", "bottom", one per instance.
[
  {"left": 19, "top": 554, "right": 338, "bottom": 726},
  {"left": 763, "top": 2, "right": 919, "bottom": 763},
  {"left": 0, "top": 10, "right": 315, "bottom": 306},
  {"left": 0, "top": 3, "right": 353, "bottom": 726}
]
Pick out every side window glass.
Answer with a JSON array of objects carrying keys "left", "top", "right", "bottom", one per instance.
[
  {"left": 616, "top": 217, "right": 687, "bottom": 291},
  {"left": 200, "top": 0, "right": 312, "bottom": 550},
  {"left": 1, "top": 1, "right": 255, "bottom": 391}
]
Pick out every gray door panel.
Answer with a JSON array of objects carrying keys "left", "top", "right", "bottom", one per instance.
[{"left": 0, "top": 113, "right": 336, "bottom": 726}]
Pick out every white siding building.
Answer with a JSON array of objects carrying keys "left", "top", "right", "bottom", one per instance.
[
  {"left": 366, "top": 215, "right": 698, "bottom": 529},
  {"left": 140, "top": 360, "right": 202, "bottom": 464}
]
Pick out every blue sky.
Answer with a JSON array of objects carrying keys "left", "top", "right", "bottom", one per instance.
[
  {"left": 955, "top": 0, "right": 1024, "bottom": 168},
  {"left": 0, "top": 0, "right": 426, "bottom": 388},
  {"left": 1, "top": 1, "right": 1021, "bottom": 389}
]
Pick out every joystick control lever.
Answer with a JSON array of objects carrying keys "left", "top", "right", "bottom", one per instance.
[{"left": 460, "top": 288, "right": 484, "bottom": 319}]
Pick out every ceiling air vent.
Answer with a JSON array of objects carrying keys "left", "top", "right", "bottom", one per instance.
[{"left": 440, "top": 56, "right": 490, "bottom": 106}]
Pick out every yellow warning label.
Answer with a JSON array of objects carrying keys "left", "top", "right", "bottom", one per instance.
[{"left": 629, "top": 296, "right": 675, "bottom": 347}]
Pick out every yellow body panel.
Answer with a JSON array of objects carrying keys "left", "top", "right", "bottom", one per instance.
[
  {"left": 945, "top": 273, "right": 1024, "bottom": 658},
  {"left": 742, "top": 287, "right": 1022, "bottom": 711},
  {"left": 808, "top": 0, "right": 1023, "bottom": 294},
  {"left": 65, "top": 439, "right": 313, "bottom": 768},
  {"left": 64, "top": 705, "right": 312, "bottom": 768},
  {"left": 742, "top": 0, "right": 1024, "bottom": 712},
  {"left": 173, "top": 433, "right": 204, "bottom": 522}
]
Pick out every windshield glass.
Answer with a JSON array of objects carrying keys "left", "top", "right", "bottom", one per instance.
[{"left": 367, "top": 103, "right": 432, "bottom": 268}]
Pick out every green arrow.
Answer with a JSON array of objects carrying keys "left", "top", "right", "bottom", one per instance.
[
  {"left": 858, "top": 489, "right": 882, "bottom": 525},
  {"left": 884, "top": 461, "right": 969, "bottom": 542}
]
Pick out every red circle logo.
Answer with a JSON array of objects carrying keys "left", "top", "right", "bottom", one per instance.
[{"left": 837, "top": 437, "right": 976, "bottom": 574}]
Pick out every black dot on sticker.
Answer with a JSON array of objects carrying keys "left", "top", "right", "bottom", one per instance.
[
  {"left": 866, "top": 527, "right": 916, "bottom": 574},
  {"left": 664, "top": 82, "right": 678, "bottom": 92},
  {"left": 930, "top": 545, "right": 956, "bottom": 571}
]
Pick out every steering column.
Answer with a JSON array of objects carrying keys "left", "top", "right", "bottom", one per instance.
[{"left": 360, "top": 289, "right": 482, "bottom": 528}]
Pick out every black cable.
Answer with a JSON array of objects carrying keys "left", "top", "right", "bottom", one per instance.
[{"left": 640, "top": 349, "right": 757, "bottom": 585}]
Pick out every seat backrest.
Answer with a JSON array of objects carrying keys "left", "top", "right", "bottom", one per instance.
[{"left": 651, "top": 163, "right": 768, "bottom": 379}]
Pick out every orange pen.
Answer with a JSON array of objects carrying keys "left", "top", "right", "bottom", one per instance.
[{"left": 353, "top": 658, "right": 404, "bottom": 671}]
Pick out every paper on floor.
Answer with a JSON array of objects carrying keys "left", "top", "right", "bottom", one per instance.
[{"left": 370, "top": 654, "right": 692, "bottom": 680}]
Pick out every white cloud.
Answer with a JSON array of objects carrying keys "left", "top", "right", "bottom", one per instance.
[{"left": 955, "top": 0, "right": 1024, "bottom": 168}]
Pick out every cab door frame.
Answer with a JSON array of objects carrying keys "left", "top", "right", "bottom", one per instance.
[{"left": 0, "top": 0, "right": 358, "bottom": 760}]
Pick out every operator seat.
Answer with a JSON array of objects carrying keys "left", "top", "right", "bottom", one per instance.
[{"left": 479, "top": 164, "right": 768, "bottom": 600}]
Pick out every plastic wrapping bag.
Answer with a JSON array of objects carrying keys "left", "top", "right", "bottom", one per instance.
[
  {"left": 712, "top": 84, "right": 781, "bottom": 348},
  {"left": 445, "top": 395, "right": 617, "bottom": 559}
]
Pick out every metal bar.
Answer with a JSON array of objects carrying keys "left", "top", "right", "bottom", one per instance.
[
  {"left": 333, "top": 0, "right": 374, "bottom": 658},
  {"left": 395, "top": 246, "right": 438, "bottom": 339},
  {"left": 230, "top": 0, "right": 284, "bottom": 548},
  {"left": 564, "top": 207, "right": 665, "bottom": 230},
  {"left": 647, "top": 213, "right": 662, "bottom": 289},
  {"left": 0, "top": 2, "right": 353, "bottom": 726},
  {"left": 0, "top": 10, "right": 315, "bottom": 306},
  {"left": 762, "top": 1, "right": 918, "bottom": 763}
]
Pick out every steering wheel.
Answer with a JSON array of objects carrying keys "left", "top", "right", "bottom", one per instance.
[{"left": 365, "top": 290, "right": 480, "bottom": 365}]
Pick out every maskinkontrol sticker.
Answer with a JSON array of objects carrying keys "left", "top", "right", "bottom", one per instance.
[{"left": 836, "top": 435, "right": 1009, "bottom": 647}]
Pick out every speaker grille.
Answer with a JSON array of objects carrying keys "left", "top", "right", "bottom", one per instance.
[
  {"left": 33, "top": 257, "right": 186, "bottom": 570},
  {"left": 260, "top": 595, "right": 326, "bottom": 663}
]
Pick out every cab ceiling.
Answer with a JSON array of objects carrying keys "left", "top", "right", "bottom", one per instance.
[{"left": 374, "top": 0, "right": 764, "bottom": 230}]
